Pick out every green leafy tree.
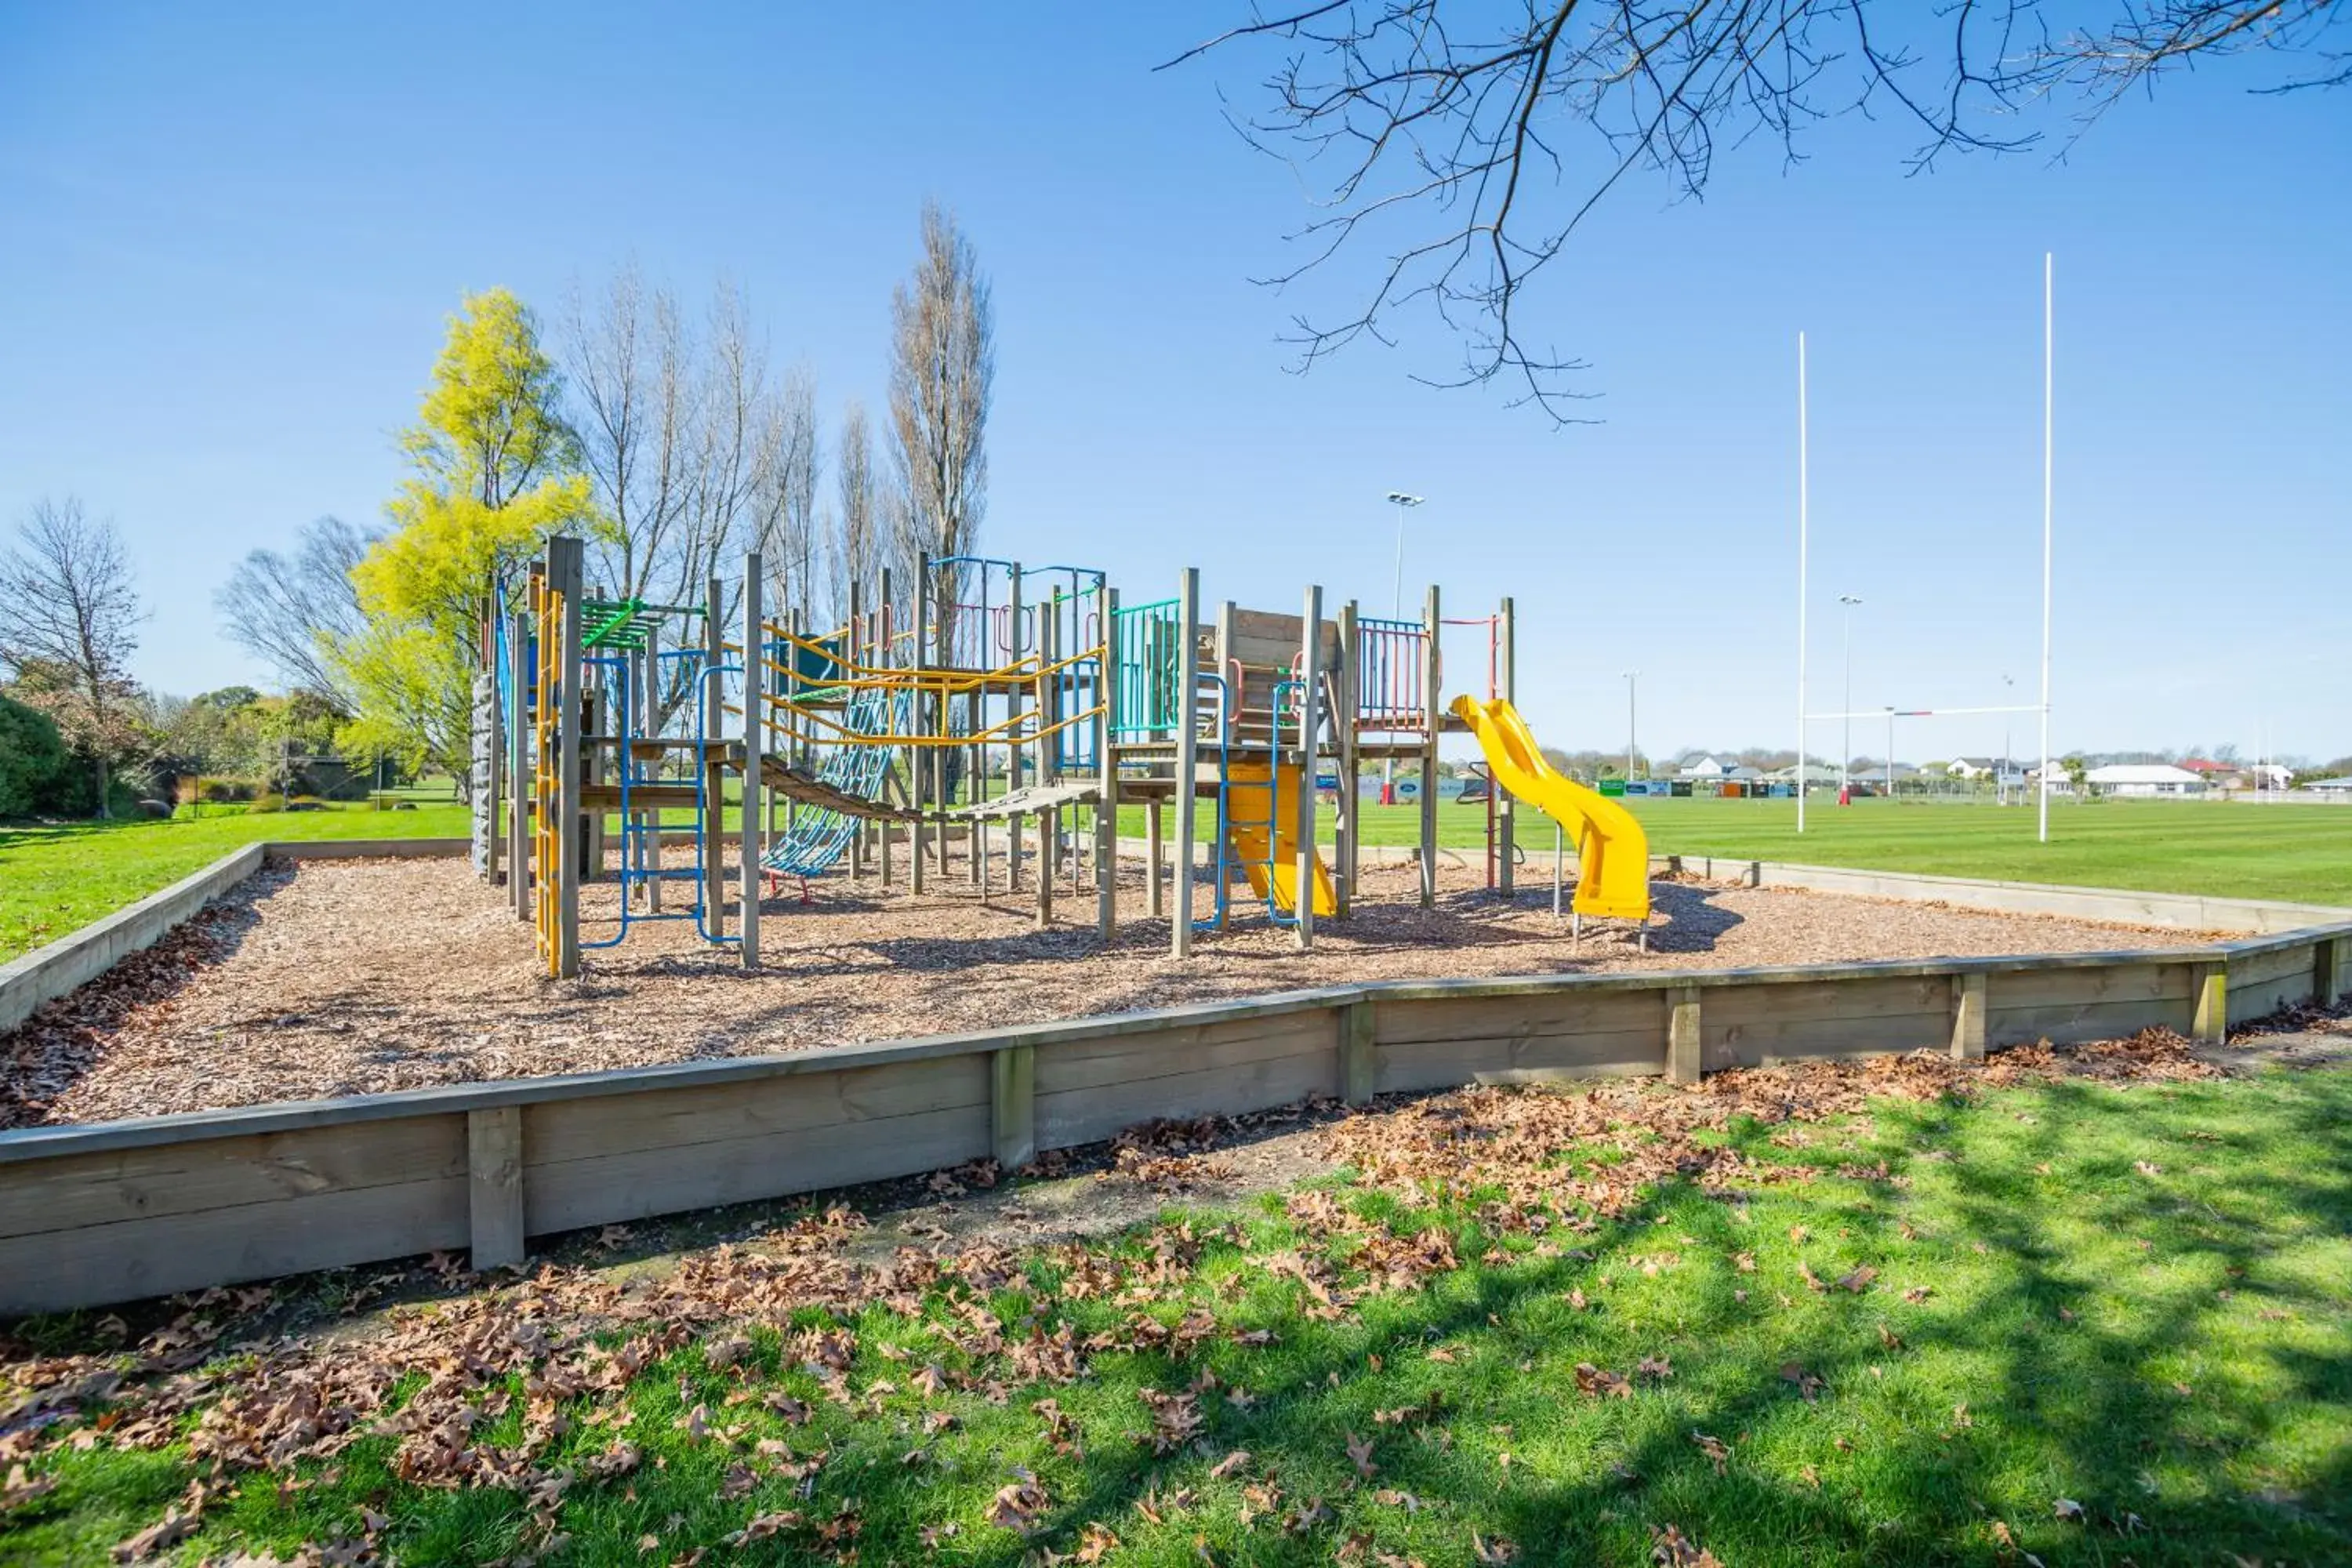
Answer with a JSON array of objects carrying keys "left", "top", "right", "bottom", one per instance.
[{"left": 336, "top": 289, "right": 593, "bottom": 783}]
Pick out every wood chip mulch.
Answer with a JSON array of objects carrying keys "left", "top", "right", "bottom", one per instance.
[{"left": 0, "top": 855, "right": 2231, "bottom": 1129}]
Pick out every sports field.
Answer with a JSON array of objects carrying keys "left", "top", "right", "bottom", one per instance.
[
  {"left": 1119, "top": 797, "right": 2352, "bottom": 908},
  {"left": 1622, "top": 797, "right": 2350, "bottom": 907}
]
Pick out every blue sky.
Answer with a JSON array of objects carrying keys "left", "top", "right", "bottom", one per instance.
[{"left": 2, "top": 3, "right": 2345, "bottom": 764}]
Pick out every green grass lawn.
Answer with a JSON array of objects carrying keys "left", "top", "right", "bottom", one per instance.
[
  {"left": 5, "top": 1059, "right": 2346, "bottom": 1566},
  {"left": 0, "top": 805, "right": 470, "bottom": 964},
  {"left": 1116, "top": 797, "right": 2352, "bottom": 907},
  {"left": 1618, "top": 797, "right": 2352, "bottom": 907}
]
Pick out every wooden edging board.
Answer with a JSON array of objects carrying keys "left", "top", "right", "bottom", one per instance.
[
  {"left": 0, "top": 844, "right": 268, "bottom": 1033},
  {"left": 3, "top": 893, "right": 2347, "bottom": 1314},
  {"left": 0, "top": 837, "right": 473, "bottom": 1033}
]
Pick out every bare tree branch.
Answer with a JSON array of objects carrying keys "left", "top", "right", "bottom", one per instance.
[
  {"left": 1171, "top": 2, "right": 2343, "bottom": 423},
  {"left": 215, "top": 515, "right": 373, "bottom": 698}
]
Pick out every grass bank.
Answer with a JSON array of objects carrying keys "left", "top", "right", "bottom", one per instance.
[
  {"left": 0, "top": 805, "right": 470, "bottom": 964},
  {"left": 5, "top": 1051, "right": 2346, "bottom": 1566}
]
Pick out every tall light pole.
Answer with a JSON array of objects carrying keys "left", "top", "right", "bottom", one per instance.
[
  {"left": 1621, "top": 670, "right": 1639, "bottom": 782},
  {"left": 1838, "top": 595, "right": 1863, "bottom": 793},
  {"left": 1384, "top": 492, "right": 1422, "bottom": 625},
  {"left": 1382, "top": 492, "right": 1423, "bottom": 800}
]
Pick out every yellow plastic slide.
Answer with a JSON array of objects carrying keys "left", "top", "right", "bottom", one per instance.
[
  {"left": 1222, "top": 759, "right": 1338, "bottom": 918},
  {"left": 1450, "top": 695, "right": 1650, "bottom": 923}
]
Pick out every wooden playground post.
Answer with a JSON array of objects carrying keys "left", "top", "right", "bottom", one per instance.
[
  {"left": 483, "top": 585, "right": 503, "bottom": 890},
  {"left": 701, "top": 575, "right": 726, "bottom": 932},
  {"left": 1049, "top": 594, "right": 1068, "bottom": 902},
  {"left": 965, "top": 564, "right": 985, "bottom": 894},
  {"left": 911, "top": 554, "right": 930, "bottom": 895},
  {"left": 846, "top": 579, "right": 864, "bottom": 884},
  {"left": 1008, "top": 572, "right": 1025, "bottom": 894},
  {"left": 1034, "top": 593, "right": 1055, "bottom": 929},
  {"left": 1294, "top": 583, "right": 1320, "bottom": 951},
  {"left": 786, "top": 606, "right": 804, "bottom": 846},
  {"left": 1145, "top": 798, "right": 1163, "bottom": 916},
  {"left": 547, "top": 535, "right": 584, "bottom": 979},
  {"left": 1419, "top": 583, "right": 1440, "bottom": 909},
  {"left": 507, "top": 597, "right": 532, "bottom": 921},
  {"left": 1497, "top": 595, "right": 1515, "bottom": 897},
  {"left": 739, "top": 552, "right": 763, "bottom": 970},
  {"left": 1172, "top": 568, "right": 1200, "bottom": 959},
  {"left": 1097, "top": 585, "right": 1119, "bottom": 942},
  {"left": 643, "top": 624, "right": 662, "bottom": 913},
  {"left": 875, "top": 564, "right": 889, "bottom": 888},
  {"left": 1335, "top": 600, "right": 1358, "bottom": 920}
]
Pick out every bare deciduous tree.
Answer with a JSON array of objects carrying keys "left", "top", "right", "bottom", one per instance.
[
  {"left": 568, "top": 269, "right": 819, "bottom": 725},
  {"left": 1171, "top": 2, "right": 2346, "bottom": 421},
  {"left": 216, "top": 515, "right": 372, "bottom": 696},
  {"left": 0, "top": 497, "right": 148, "bottom": 815},
  {"left": 565, "top": 263, "right": 696, "bottom": 604},
  {"left": 829, "top": 398, "right": 884, "bottom": 618},
  {"left": 678, "top": 280, "right": 775, "bottom": 628},
  {"left": 887, "top": 201, "right": 995, "bottom": 657},
  {"left": 754, "top": 365, "right": 821, "bottom": 628}
]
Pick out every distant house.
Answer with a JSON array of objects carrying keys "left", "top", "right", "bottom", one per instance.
[
  {"left": 2303, "top": 775, "right": 2352, "bottom": 795},
  {"left": 2083, "top": 764, "right": 2207, "bottom": 797},
  {"left": 2175, "top": 758, "right": 2294, "bottom": 792},
  {"left": 1679, "top": 756, "right": 1766, "bottom": 786},
  {"left": 1945, "top": 757, "right": 1998, "bottom": 781}
]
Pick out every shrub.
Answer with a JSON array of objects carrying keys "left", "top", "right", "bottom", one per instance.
[
  {"left": 0, "top": 695, "right": 77, "bottom": 817},
  {"left": 247, "top": 792, "right": 287, "bottom": 815}
]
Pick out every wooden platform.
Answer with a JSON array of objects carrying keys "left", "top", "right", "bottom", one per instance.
[
  {"left": 578, "top": 782, "right": 704, "bottom": 810},
  {"left": 583, "top": 735, "right": 740, "bottom": 761},
  {"left": 758, "top": 757, "right": 913, "bottom": 820},
  {"left": 948, "top": 782, "right": 1102, "bottom": 821}
]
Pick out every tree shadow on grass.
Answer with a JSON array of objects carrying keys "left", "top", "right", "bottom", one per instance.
[
  {"left": 369, "top": 1073, "right": 2351, "bottom": 1564},
  {"left": 18, "top": 1069, "right": 2349, "bottom": 1566}
]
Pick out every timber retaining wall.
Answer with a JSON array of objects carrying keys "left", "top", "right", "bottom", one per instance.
[{"left": 3, "top": 918, "right": 2346, "bottom": 1316}]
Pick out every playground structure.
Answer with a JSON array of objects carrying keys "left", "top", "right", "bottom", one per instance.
[{"left": 479, "top": 539, "right": 1653, "bottom": 979}]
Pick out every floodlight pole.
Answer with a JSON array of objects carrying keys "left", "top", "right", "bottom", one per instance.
[
  {"left": 2038, "top": 252, "right": 2055, "bottom": 844},
  {"left": 1795, "top": 333, "right": 1809, "bottom": 831}
]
